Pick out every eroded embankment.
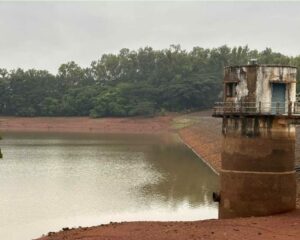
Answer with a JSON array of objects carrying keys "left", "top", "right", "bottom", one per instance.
[
  {"left": 177, "top": 113, "right": 222, "bottom": 173},
  {"left": 177, "top": 111, "right": 300, "bottom": 208},
  {"left": 0, "top": 116, "right": 173, "bottom": 134}
]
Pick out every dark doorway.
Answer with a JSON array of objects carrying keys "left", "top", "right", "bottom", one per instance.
[{"left": 271, "top": 83, "right": 286, "bottom": 114}]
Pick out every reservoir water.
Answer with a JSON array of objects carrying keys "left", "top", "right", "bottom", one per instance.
[{"left": 0, "top": 132, "right": 218, "bottom": 240}]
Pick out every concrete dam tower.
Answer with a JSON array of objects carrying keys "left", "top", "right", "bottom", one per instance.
[{"left": 213, "top": 62, "right": 298, "bottom": 218}]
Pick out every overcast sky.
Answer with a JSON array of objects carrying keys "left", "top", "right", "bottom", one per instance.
[{"left": 1, "top": 1, "right": 300, "bottom": 73}]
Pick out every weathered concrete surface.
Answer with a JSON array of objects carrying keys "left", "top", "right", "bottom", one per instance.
[
  {"left": 224, "top": 65, "right": 297, "bottom": 106},
  {"left": 220, "top": 117, "right": 297, "bottom": 218},
  {"left": 220, "top": 170, "right": 296, "bottom": 218},
  {"left": 222, "top": 136, "right": 295, "bottom": 172},
  {"left": 178, "top": 112, "right": 300, "bottom": 209},
  {"left": 222, "top": 117, "right": 295, "bottom": 172}
]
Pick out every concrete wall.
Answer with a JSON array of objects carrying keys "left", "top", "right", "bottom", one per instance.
[
  {"left": 220, "top": 117, "right": 297, "bottom": 218},
  {"left": 224, "top": 65, "right": 297, "bottom": 112},
  {"left": 256, "top": 66, "right": 297, "bottom": 112}
]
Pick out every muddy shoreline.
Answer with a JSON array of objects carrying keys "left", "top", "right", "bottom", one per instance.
[{"left": 1, "top": 113, "right": 299, "bottom": 240}]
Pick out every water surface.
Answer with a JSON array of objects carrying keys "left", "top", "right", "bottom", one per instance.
[{"left": 0, "top": 132, "right": 218, "bottom": 240}]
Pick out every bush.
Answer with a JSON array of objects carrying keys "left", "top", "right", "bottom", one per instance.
[{"left": 128, "top": 101, "right": 155, "bottom": 117}]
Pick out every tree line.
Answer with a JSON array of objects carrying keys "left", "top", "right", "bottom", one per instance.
[{"left": 0, "top": 45, "right": 299, "bottom": 117}]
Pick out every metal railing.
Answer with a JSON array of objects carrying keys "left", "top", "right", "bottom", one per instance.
[{"left": 213, "top": 101, "right": 300, "bottom": 116}]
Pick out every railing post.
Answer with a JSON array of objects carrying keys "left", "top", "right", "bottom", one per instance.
[
  {"left": 276, "top": 102, "right": 280, "bottom": 115},
  {"left": 240, "top": 100, "right": 243, "bottom": 113},
  {"left": 259, "top": 101, "right": 261, "bottom": 114},
  {"left": 294, "top": 101, "right": 296, "bottom": 114},
  {"left": 288, "top": 101, "right": 292, "bottom": 116}
]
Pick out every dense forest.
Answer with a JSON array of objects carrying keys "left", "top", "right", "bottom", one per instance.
[{"left": 1, "top": 45, "right": 300, "bottom": 117}]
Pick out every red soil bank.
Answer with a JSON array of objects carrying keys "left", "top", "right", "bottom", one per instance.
[
  {"left": 178, "top": 114, "right": 222, "bottom": 173},
  {"left": 38, "top": 210, "right": 300, "bottom": 240},
  {"left": 0, "top": 116, "right": 173, "bottom": 134}
]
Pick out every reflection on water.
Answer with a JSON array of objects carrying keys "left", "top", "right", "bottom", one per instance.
[
  {"left": 0, "top": 132, "right": 218, "bottom": 240},
  {"left": 141, "top": 144, "right": 218, "bottom": 208}
]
